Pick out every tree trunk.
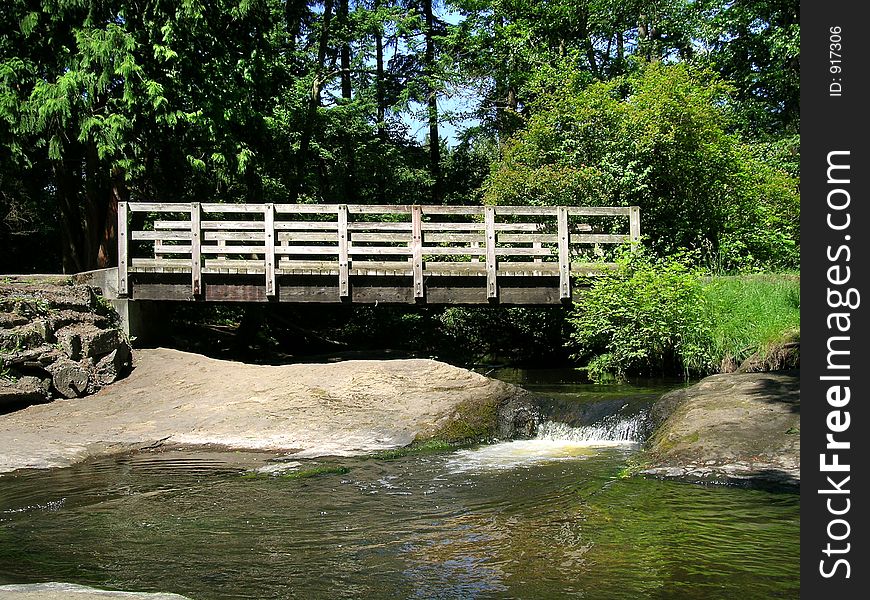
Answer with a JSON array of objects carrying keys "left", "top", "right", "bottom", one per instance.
[
  {"left": 339, "top": 0, "right": 352, "bottom": 100},
  {"left": 53, "top": 157, "right": 84, "bottom": 273},
  {"left": 423, "top": 0, "right": 440, "bottom": 203}
]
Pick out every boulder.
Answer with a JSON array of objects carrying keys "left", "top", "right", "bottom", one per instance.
[
  {"left": 91, "top": 341, "right": 132, "bottom": 388},
  {"left": 641, "top": 370, "right": 800, "bottom": 486},
  {"left": 0, "top": 348, "right": 541, "bottom": 472}
]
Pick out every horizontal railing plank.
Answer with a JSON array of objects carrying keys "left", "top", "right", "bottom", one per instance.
[{"left": 129, "top": 202, "right": 193, "bottom": 212}]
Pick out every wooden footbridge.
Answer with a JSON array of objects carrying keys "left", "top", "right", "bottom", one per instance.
[{"left": 117, "top": 203, "right": 640, "bottom": 304}]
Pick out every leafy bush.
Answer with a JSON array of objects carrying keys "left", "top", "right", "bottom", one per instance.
[{"left": 567, "top": 252, "right": 715, "bottom": 381}]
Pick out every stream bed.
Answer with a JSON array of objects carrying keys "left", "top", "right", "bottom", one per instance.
[{"left": 0, "top": 370, "right": 799, "bottom": 599}]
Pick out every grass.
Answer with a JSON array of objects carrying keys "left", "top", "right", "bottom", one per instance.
[
  {"left": 242, "top": 465, "right": 350, "bottom": 480},
  {"left": 367, "top": 440, "right": 455, "bottom": 460},
  {"left": 702, "top": 273, "right": 800, "bottom": 368}
]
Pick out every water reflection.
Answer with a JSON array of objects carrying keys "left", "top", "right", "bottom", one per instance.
[{"left": 0, "top": 377, "right": 798, "bottom": 600}]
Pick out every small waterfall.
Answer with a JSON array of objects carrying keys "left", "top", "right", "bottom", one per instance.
[
  {"left": 535, "top": 412, "right": 650, "bottom": 445},
  {"left": 446, "top": 410, "right": 649, "bottom": 472}
]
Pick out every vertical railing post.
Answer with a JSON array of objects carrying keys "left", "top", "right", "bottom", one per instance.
[
  {"left": 557, "top": 206, "right": 570, "bottom": 300},
  {"left": 338, "top": 204, "right": 349, "bottom": 297},
  {"left": 264, "top": 203, "right": 276, "bottom": 296},
  {"left": 485, "top": 206, "right": 497, "bottom": 299},
  {"left": 411, "top": 205, "right": 423, "bottom": 299},
  {"left": 190, "top": 202, "right": 201, "bottom": 295},
  {"left": 117, "top": 201, "right": 128, "bottom": 296},
  {"left": 629, "top": 205, "right": 641, "bottom": 252}
]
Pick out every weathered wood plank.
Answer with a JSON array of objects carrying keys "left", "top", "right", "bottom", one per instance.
[
  {"left": 558, "top": 206, "right": 570, "bottom": 300},
  {"left": 132, "top": 231, "right": 193, "bottom": 241},
  {"left": 117, "top": 201, "right": 129, "bottom": 295},
  {"left": 154, "top": 220, "right": 193, "bottom": 229},
  {"left": 274, "top": 204, "right": 340, "bottom": 214},
  {"left": 264, "top": 203, "right": 276, "bottom": 296},
  {"left": 204, "top": 231, "right": 266, "bottom": 241},
  {"left": 128, "top": 202, "right": 194, "bottom": 213},
  {"left": 274, "top": 221, "right": 338, "bottom": 231},
  {"left": 570, "top": 234, "right": 630, "bottom": 245},
  {"left": 421, "top": 247, "right": 486, "bottom": 256},
  {"left": 421, "top": 206, "right": 485, "bottom": 215},
  {"left": 497, "top": 262, "right": 559, "bottom": 274},
  {"left": 347, "top": 246, "right": 412, "bottom": 256},
  {"left": 349, "top": 232, "right": 411, "bottom": 243},
  {"left": 274, "top": 246, "right": 341, "bottom": 256},
  {"left": 131, "top": 258, "right": 193, "bottom": 269},
  {"left": 201, "top": 203, "right": 268, "bottom": 213},
  {"left": 567, "top": 206, "right": 631, "bottom": 217},
  {"left": 630, "top": 205, "right": 641, "bottom": 251},
  {"left": 497, "top": 234, "right": 558, "bottom": 244},
  {"left": 278, "top": 232, "right": 343, "bottom": 242},
  {"left": 201, "top": 245, "right": 265, "bottom": 254},
  {"left": 277, "top": 260, "right": 338, "bottom": 270},
  {"left": 495, "top": 247, "right": 553, "bottom": 257},
  {"left": 347, "top": 222, "right": 412, "bottom": 232},
  {"left": 485, "top": 206, "right": 497, "bottom": 299},
  {"left": 494, "top": 205, "right": 558, "bottom": 216},
  {"left": 201, "top": 221, "right": 265, "bottom": 230},
  {"left": 423, "top": 233, "right": 485, "bottom": 243},
  {"left": 347, "top": 204, "right": 412, "bottom": 214},
  {"left": 152, "top": 245, "right": 193, "bottom": 254},
  {"left": 191, "top": 202, "right": 202, "bottom": 294},
  {"left": 411, "top": 205, "right": 423, "bottom": 298},
  {"left": 338, "top": 204, "right": 349, "bottom": 297}
]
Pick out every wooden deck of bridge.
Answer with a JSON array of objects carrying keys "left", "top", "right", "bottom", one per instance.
[{"left": 117, "top": 203, "right": 640, "bottom": 304}]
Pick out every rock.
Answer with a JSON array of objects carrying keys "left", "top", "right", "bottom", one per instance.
[
  {"left": 640, "top": 371, "right": 800, "bottom": 486},
  {"left": 80, "top": 325, "right": 120, "bottom": 358},
  {"left": 0, "top": 280, "right": 132, "bottom": 405},
  {"left": 0, "top": 320, "right": 51, "bottom": 351},
  {"left": 0, "top": 348, "right": 538, "bottom": 473},
  {"left": 92, "top": 341, "right": 132, "bottom": 387},
  {"left": 55, "top": 326, "right": 83, "bottom": 360},
  {"left": 0, "top": 582, "right": 193, "bottom": 599},
  {"left": 0, "top": 312, "right": 28, "bottom": 328},
  {"left": 0, "top": 376, "right": 51, "bottom": 408},
  {"left": 48, "top": 358, "right": 90, "bottom": 398}
]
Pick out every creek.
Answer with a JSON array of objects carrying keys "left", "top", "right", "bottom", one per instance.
[{"left": 0, "top": 369, "right": 799, "bottom": 599}]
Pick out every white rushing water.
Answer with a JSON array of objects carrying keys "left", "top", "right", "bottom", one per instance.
[{"left": 446, "top": 413, "right": 648, "bottom": 472}]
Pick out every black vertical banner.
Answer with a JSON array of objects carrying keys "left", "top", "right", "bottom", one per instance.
[{"left": 801, "top": 1, "right": 869, "bottom": 597}]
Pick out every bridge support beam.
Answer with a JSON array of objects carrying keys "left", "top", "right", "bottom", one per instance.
[{"left": 74, "top": 267, "right": 162, "bottom": 345}]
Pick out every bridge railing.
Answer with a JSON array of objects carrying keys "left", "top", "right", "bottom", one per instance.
[{"left": 117, "top": 203, "right": 640, "bottom": 300}]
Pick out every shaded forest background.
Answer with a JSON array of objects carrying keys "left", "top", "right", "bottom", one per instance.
[{"left": 1, "top": 0, "right": 800, "bottom": 374}]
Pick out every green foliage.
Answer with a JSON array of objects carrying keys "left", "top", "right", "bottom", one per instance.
[
  {"left": 696, "top": 0, "right": 799, "bottom": 136},
  {"left": 702, "top": 273, "right": 800, "bottom": 368},
  {"left": 567, "top": 251, "right": 714, "bottom": 381},
  {"left": 567, "top": 254, "right": 800, "bottom": 381},
  {"left": 484, "top": 62, "right": 800, "bottom": 272}
]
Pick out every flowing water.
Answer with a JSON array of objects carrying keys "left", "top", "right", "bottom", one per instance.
[{"left": 0, "top": 370, "right": 799, "bottom": 599}]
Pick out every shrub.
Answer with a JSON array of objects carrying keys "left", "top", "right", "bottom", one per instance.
[{"left": 566, "top": 252, "right": 716, "bottom": 381}]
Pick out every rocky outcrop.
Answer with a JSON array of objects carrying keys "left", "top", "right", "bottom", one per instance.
[
  {"left": 0, "top": 582, "right": 192, "bottom": 599},
  {"left": 640, "top": 370, "right": 799, "bottom": 487},
  {"left": 0, "top": 348, "right": 540, "bottom": 473},
  {"left": 0, "top": 280, "right": 131, "bottom": 407}
]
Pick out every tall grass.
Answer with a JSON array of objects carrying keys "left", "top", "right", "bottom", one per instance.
[{"left": 702, "top": 274, "right": 800, "bottom": 369}]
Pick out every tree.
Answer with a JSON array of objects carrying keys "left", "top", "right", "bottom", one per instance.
[{"left": 483, "top": 62, "right": 799, "bottom": 271}]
